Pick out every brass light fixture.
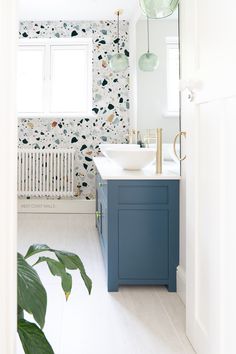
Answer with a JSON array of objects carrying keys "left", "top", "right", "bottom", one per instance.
[
  {"left": 139, "top": 0, "right": 179, "bottom": 19},
  {"left": 139, "top": 17, "right": 159, "bottom": 72},
  {"left": 110, "top": 9, "right": 129, "bottom": 73}
]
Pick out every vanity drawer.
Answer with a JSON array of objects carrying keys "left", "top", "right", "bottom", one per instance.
[{"left": 118, "top": 182, "right": 169, "bottom": 205}]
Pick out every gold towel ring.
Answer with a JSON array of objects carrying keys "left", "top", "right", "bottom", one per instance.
[{"left": 173, "top": 132, "right": 187, "bottom": 161}]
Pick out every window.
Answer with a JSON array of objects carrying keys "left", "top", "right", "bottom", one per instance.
[
  {"left": 165, "top": 37, "right": 179, "bottom": 117},
  {"left": 18, "top": 38, "right": 93, "bottom": 118}
]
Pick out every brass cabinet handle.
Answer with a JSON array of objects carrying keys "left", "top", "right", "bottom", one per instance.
[
  {"left": 96, "top": 211, "right": 102, "bottom": 220},
  {"left": 173, "top": 131, "right": 187, "bottom": 161}
]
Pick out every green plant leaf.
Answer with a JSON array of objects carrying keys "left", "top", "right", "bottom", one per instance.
[
  {"left": 55, "top": 251, "right": 92, "bottom": 294},
  {"left": 25, "top": 244, "right": 51, "bottom": 259},
  {"left": 17, "top": 253, "right": 47, "bottom": 328},
  {"left": 34, "top": 257, "right": 72, "bottom": 300},
  {"left": 62, "top": 272, "right": 73, "bottom": 301},
  {"left": 25, "top": 244, "right": 92, "bottom": 294},
  {"left": 18, "top": 319, "right": 54, "bottom": 354},
  {"left": 34, "top": 256, "right": 66, "bottom": 275},
  {"left": 18, "top": 305, "right": 24, "bottom": 320},
  {"left": 55, "top": 251, "right": 81, "bottom": 270}
]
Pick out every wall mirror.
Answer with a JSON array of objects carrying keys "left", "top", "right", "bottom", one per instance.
[{"left": 133, "top": 9, "right": 180, "bottom": 173}]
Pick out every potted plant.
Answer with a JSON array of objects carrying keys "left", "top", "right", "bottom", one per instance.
[{"left": 17, "top": 244, "right": 92, "bottom": 354}]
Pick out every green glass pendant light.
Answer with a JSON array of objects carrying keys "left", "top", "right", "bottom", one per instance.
[
  {"left": 110, "top": 10, "right": 128, "bottom": 73},
  {"left": 139, "top": 0, "right": 179, "bottom": 19},
  {"left": 139, "top": 17, "right": 159, "bottom": 72}
]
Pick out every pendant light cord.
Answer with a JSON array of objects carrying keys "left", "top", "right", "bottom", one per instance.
[
  {"left": 117, "top": 11, "right": 120, "bottom": 54},
  {"left": 147, "top": 16, "right": 150, "bottom": 53}
]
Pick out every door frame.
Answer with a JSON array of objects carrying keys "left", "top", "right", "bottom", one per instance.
[{"left": 0, "top": 0, "right": 17, "bottom": 353}]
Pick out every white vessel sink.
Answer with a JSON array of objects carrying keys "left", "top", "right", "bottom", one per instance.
[
  {"left": 100, "top": 144, "right": 140, "bottom": 158},
  {"left": 104, "top": 148, "right": 156, "bottom": 170}
]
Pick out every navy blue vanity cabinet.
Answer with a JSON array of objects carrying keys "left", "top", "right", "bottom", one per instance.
[{"left": 96, "top": 173, "right": 179, "bottom": 292}]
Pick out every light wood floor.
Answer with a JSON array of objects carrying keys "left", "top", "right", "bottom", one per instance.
[{"left": 17, "top": 213, "right": 195, "bottom": 354}]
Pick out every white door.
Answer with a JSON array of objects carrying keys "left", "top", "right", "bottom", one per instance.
[{"left": 180, "top": 0, "right": 236, "bottom": 353}]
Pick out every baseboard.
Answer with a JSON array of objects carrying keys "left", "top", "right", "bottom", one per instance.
[
  {"left": 177, "top": 266, "right": 186, "bottom": 305},
  {"left": 18, "top": 198, "right": 96, "bottom": 214}
]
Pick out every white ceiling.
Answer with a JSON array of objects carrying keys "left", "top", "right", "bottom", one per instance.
[{"left": 19, "top": 0, "right": 139, "bottom": 21}]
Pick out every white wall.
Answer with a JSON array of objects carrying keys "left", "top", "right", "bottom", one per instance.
[{"left": 136, "top": 19, "right": 179, "bottom": 143}]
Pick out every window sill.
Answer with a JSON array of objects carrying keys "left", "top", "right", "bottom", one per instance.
[
  {"left": 162, "top": 111, "right": 179, "bottom": 119},
  {"left": 18, "top": 112, "right": 96, "bottom": 119}
]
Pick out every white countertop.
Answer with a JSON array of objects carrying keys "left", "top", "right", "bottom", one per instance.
[{"left": 94, "top": 157, "right": 181, "bottom": 180}]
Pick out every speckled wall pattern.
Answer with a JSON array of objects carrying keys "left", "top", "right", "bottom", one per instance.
[{"left": 18, "top": 21, "right": 130, "bottom": 200}]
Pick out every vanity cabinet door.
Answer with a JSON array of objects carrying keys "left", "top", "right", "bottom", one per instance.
[
  {"left": 118, "top": 209, "right": 169, "bottom": 280},
  {"left": 95, "top": 188, "right": 99, "bottom": 230},
  {"left": 100, "top": 198, "right": 108, "bottom": 250},
  {"left": 96, "top": 174, "right": 108, "bottom": 266}
]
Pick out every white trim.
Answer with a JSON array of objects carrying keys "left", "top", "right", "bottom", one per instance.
[
  {"left": 162, "top": 111, "right": 179, "bottom": 118},
  {"left": 0, "top": 0, "right": 17, "bottom": 352},
  {"left": 19, "top": 38, "right": 92, "bottom": 46},
  {"left": 166, "top": 37, "right": 179, "bottom": 114},
  {"left": 166, "top": 36, "right": 179, "bottom": 45},
  {"left": 18, "top": 112, "right": 95, "bottom": 119},
  {"left": 18, "top": 198, "right": 96, "bottom": 214},
  {"left": 177, "top": 266, "right": 186, "bottom": 305}
]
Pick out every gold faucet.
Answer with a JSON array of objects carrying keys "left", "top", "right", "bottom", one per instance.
[
  {"left": 142, "top": 129, "right": 151, "bottom": 147},
  {"left": 156, "top": 128, "right": 162, "bottom": 174},
  {"left": 142, "top": 128, "right": 163, "bottom": 174},
  {"left": 128, "top": 129, "right": 137, "bottom": 144}
]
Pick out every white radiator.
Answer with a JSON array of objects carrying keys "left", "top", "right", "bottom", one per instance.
[{"left": 18, "top": 149, "right": 75, "bottom": 197}]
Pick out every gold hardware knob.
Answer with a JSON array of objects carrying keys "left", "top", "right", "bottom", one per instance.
[
  {"left": 173, "top": 132, "right": 187, "bottom": 161},
  {"left": 96, "top": 211, "right": 101, "bottom": 220}
]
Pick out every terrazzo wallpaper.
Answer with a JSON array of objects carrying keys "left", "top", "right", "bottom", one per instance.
[{"left": 18, "top": 21, "right": 130, "bottom": 200}]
